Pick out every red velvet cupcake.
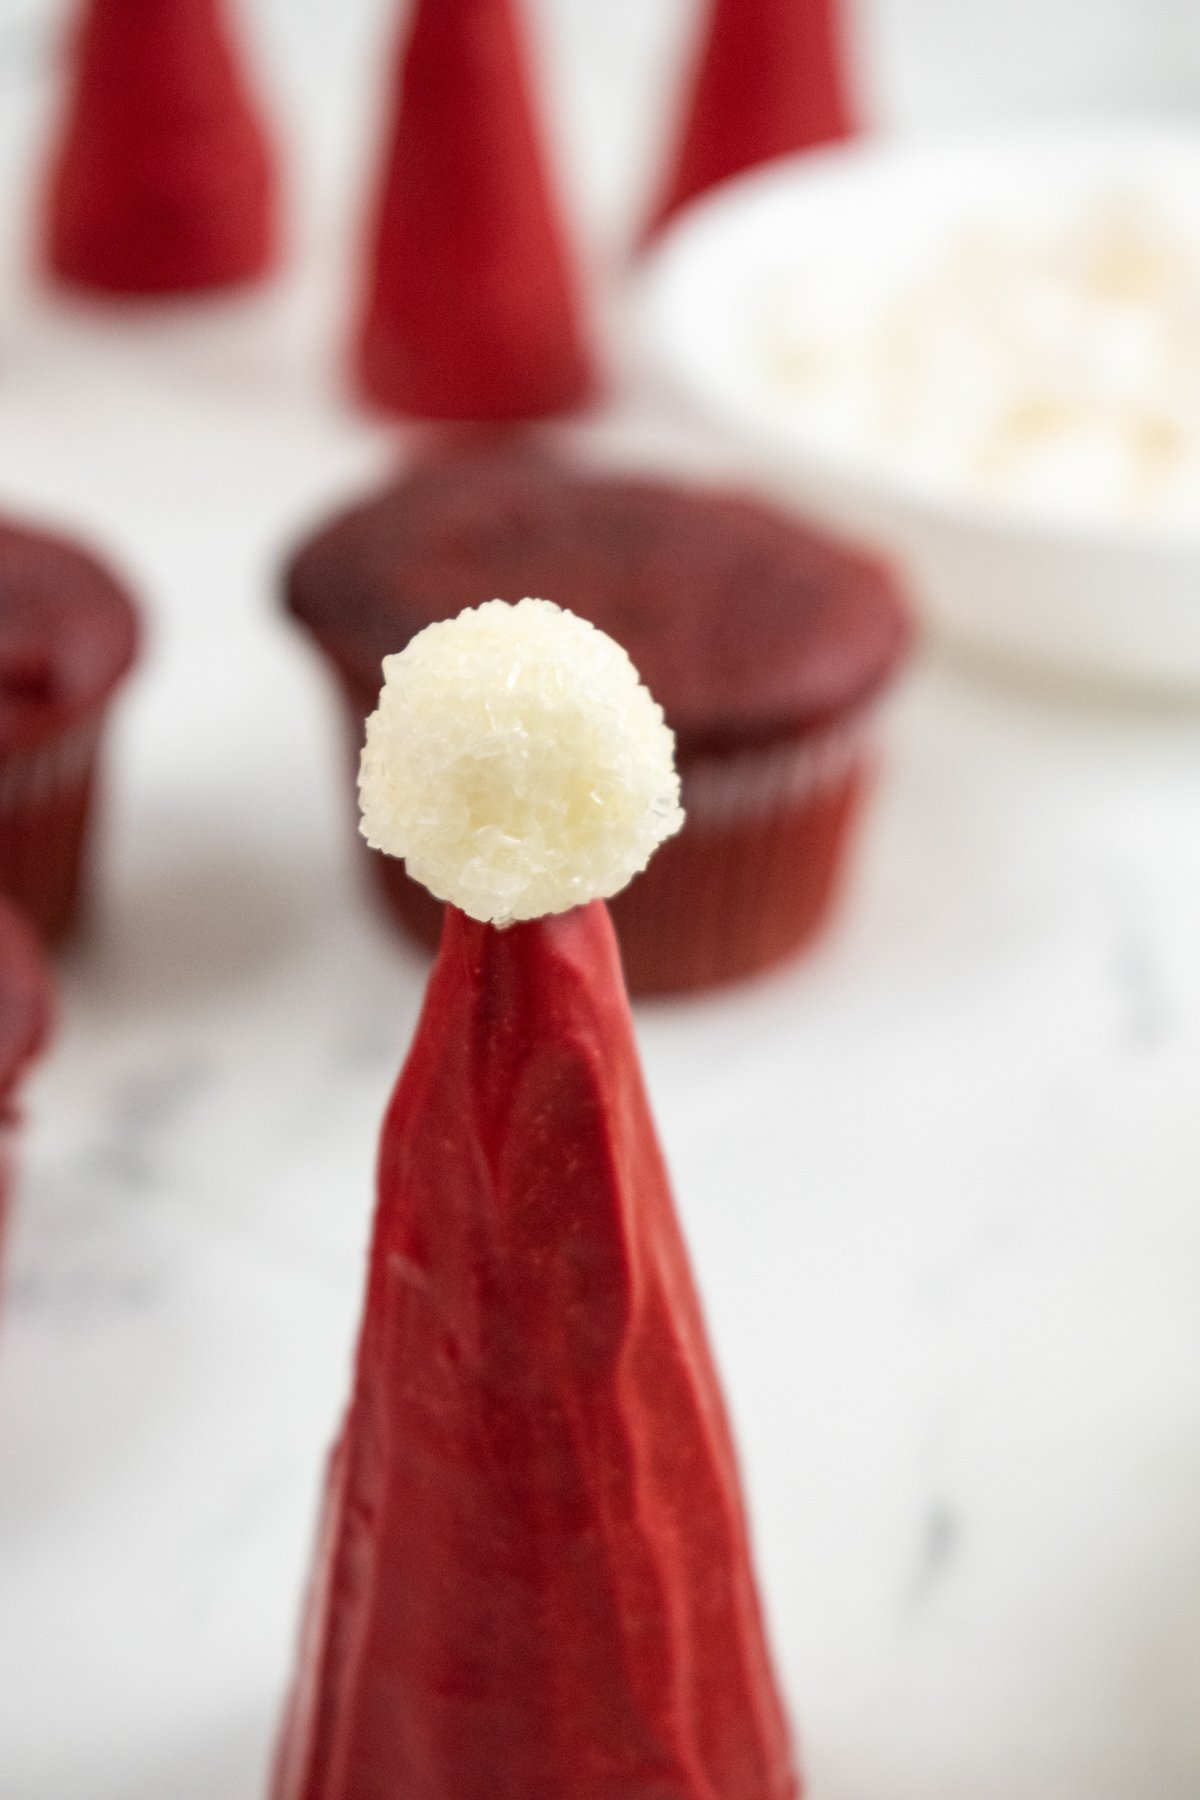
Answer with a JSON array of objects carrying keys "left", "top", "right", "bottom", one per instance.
[
  {"left": 0, "top": 898, "right": 53, "bottom": 1268},
  {"left": 285, "top": 447, "right": 910, "bottom": 994},
  {"left": 0, "top": 518, "right": 140, "bottom": 944}
]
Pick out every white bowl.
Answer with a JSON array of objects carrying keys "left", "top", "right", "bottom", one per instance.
[{"left": 636, "top": 123, "right": 1200, "bottom": 695}]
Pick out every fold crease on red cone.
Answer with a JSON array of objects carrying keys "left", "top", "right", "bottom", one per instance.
[
  {"left": 273, "top": 901, "right": 799, "bottom": 1800},
  {"left": 46, "top": 0, "right": 278, "bottom": 295},
  {"left": 355, "top": 0, "right": 595, "bottom": 421},
  {"left": 646, "top": 0, "right": 855, "bottom": 238}
]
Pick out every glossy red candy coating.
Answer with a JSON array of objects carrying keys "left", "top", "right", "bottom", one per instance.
[
  {"left": 356, "top": 0, "right": 595, "bottom": 421},
  {"left": 47, "top": 0, "right": 278, "bottom": 295},
  {"left": 273, "top": 903, "right": 799, "bottom": 1800},
  {"left": 646, "top": 0, "right": 855, "bottom": 237}
]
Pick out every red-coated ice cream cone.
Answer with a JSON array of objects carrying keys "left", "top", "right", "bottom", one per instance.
[
  {"left": 645, "top": 0, "right": 855, "bottom": 239},
  {"left": 274, "top": 598, "right": 799, "bottom": 1797},
  {"left": 273, "top": 901, "right": 798, "bottom": 1800},
  {"left": 355, "top": 0, "right": 595, "bottom": 421},
  {"left": 46, "top": 0, "right": 278, "bottom": 295}
]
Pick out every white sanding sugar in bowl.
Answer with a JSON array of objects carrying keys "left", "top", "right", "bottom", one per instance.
[{"left": 756, "top": 188, "right": 1200, "bottom": 528}]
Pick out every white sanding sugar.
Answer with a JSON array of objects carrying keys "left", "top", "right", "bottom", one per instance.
[
  {"left": 358, "top": 598, "right": 684, "bottom": 924},
  {"left": 759, "top": 189, "right": 1200, "bottom": 525}
]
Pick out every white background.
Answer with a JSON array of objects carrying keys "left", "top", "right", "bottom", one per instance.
[{"left": 1, "top": 4, "right": 1200, "bottom": 1798}]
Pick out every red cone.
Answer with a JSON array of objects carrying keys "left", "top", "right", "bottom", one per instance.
[
  {"left": 646, "top": 0, "right": 855, "bottom": 237},
  {"left": 355, "top": 0, "right": 595, "bottom": 422},
  {"left": 46, "top": 0, "right": 278, "bottom": 295},
  {"left": 273, "top": 901, "right": 799, "bottom": 1800}
]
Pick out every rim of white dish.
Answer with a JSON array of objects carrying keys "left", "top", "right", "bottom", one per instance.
[{"left": 636, "top": 119, "right": 1200, "bottom": 557}]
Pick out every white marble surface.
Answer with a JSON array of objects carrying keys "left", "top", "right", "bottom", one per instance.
[{"left": 2, "top": 4, "right": 1200, "bottom": 1798}]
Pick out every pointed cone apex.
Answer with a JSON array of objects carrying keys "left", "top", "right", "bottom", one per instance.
[
  {"left": 46, "top": 0, "right": 278, "bottom": 295},
  {"left": 646, "top": 0, "right": 855, "bottom": 238},
  {"left": 355, "top": 0, "right": 596, "bottom": 421},
  {"left": 273, "top": 902, "right": 800, "bottom": 1800}
]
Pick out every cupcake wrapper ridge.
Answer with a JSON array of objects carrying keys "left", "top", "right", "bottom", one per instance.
[
  {"left": 0, "top": 716, "right": 108, "bottom": 944},
  {"left": 682, "top": 709, "right": 873, "bottom": 828}
]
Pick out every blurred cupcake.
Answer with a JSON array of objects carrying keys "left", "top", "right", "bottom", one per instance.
[
  {"left": 0, "top": 897, "right": 53, "bottom": 1264},
  {"left": 0, "top": 518, "right": 140, "bottom": 944},
  {"left": 285, "top": 446, "right": 910, "bottom": 994}
]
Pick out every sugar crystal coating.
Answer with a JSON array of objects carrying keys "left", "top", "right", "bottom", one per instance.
[{"left": 358, "top": 598, "right": 684, "bottom": 923}]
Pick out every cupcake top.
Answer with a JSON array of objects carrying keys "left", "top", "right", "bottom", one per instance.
[
  {"left": 285, "top": 446, "right": 910, "bottom": 744},
  {"left": 0, "top": 898, "right": 52, "bottom": 1103},
  {"left": 0, "top": 518, "right": 140, "bottom": 753}
]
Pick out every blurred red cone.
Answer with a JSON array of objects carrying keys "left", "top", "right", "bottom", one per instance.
[
  {"left": 646, "top": 0, "right": 855, "bottom": 238},
  {"left": 46, "top": 0, "right": 278, "bottom": 295},
  {"left": 355, "top": 0, "right": 595, "bottom": 422}
]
